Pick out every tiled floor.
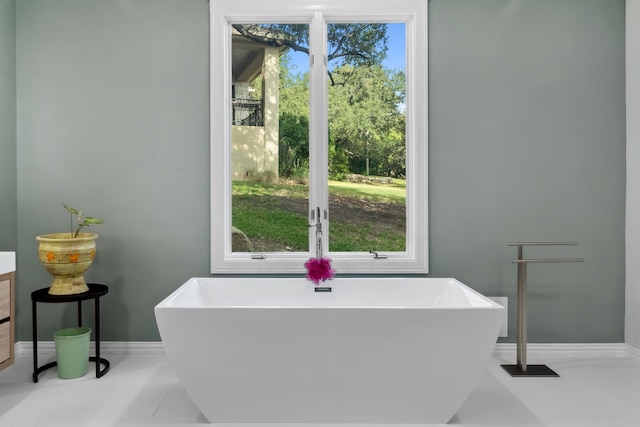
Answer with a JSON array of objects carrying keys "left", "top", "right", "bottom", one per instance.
[{"left": 1, "top": 345, "right": 639, "bottom": 426}]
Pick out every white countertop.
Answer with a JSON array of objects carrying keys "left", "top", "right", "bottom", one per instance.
[{"left": 0, "top": 251, "right": 16, "bottom": 275}]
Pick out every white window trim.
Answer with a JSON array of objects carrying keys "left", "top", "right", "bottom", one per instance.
[{"left": 210, "top": 0, "right": 428, "bottom": 274}]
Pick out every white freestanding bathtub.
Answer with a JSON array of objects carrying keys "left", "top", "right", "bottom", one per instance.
[{"left": 155, "top": 277, "right": 504, "bottom": 424}]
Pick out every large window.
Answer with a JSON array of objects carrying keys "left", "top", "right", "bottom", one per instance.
[{"left": 211, "top": 0, "right": 428, "bottom": 273}]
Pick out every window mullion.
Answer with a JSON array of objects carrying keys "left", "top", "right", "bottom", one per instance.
[{"left": 308, "top": 12, "right": 329, "bottom": 257}]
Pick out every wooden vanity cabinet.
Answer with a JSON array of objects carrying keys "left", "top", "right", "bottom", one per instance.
[{"left": 0, "top": 272, "right": 15, "bottom": 371}]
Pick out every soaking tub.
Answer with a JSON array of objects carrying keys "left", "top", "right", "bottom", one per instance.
[{"left": 154, "top": 277, "right": 504, "bottom": 424}]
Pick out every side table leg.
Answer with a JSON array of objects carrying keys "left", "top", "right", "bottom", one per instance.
[
  {"left": 95, "top": 296, "right": 100, "bottom": 377},
  {"left": 31, "top": 298, "right": 59, "bottom": 382},
  {"left": 32, "top": 299, "right": 38, "bottom": 383},
  {"left": 78, "top": 300, "right": 82, "bottom": 326},
  {"left": 92, "top": 295, "right": 110, "bottom": 378}
]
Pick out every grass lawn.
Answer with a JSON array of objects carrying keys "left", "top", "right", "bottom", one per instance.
[
  {"left": 232, "top": 179, "right": 406, "bottom": 252},
  {"left": 328, "top": 179, "right": 406, "bottom": 204}
]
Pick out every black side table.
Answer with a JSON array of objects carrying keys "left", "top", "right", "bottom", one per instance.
[{"left": 31, "top": 283, "right": 111, "bottom": 382}]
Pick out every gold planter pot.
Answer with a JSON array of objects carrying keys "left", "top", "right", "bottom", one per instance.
[{"left": 36, "top": 233, "right": 98, "bottom": 295}]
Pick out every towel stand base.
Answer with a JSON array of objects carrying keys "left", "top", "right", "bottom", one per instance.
[{"left": 501, "top": 364, "right": 559, "bottom": 377}]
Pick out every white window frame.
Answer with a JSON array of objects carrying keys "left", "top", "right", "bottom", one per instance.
[{"left": 210, "top": 0, "right": 428, "bottom": 274}]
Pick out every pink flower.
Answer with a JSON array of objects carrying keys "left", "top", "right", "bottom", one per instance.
[{"left": 304, "top": 257, "right": 336, "bottom": 284}]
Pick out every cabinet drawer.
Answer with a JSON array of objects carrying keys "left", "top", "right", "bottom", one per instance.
[
  {"left": 0, "top": 279, "right": 10, "bottom": 320},
  {"left": 0, "top": 321, "right": 9, "bottom": 363}
]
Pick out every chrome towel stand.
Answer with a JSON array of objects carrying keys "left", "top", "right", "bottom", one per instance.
[{"left": 501, "top": 242, "right": 584, "bottom": 377}]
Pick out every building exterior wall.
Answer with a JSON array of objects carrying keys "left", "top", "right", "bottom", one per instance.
[{"left": 232, "top": 45, "right": 280, "bottom": 181}]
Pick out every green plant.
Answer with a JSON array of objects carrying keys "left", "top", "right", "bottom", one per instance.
[{"left": 63, "top": 204, "right": 104, "bottom": 238}]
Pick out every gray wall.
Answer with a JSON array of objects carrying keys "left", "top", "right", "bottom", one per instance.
[
  {"left": 427, "top": 0, "right": 626, "bottom": 343},
  {"left": 0, "top": 0, "right": 17, "bottom": 252},
  {"left": 12, "top": 0, "right": 625, "bottom": 343},
  {"left": 628, "top": 0, "right": 640, "bottom": 350},
  {"left": 16, "top": 0, "right": 211, "bottom": 341}
]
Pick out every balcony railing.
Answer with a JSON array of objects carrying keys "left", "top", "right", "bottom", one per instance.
[{"left": 232, "top": 98, "right": 263, "bottom": 127}]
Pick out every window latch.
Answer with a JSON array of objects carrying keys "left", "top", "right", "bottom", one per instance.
[{"left": 370, "top": 250, "right": 388, "bottom": 260}]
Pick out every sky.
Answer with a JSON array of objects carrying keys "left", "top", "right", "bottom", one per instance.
[{"left": 286, "top": 23, "right": 406, "bottom": 74}]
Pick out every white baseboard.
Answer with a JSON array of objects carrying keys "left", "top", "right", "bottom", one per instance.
[
  {"left": 627, "top": 343, "right": 640, "bottom": 359},
  {"left": 494, "top": 343, "right": 638, "bottom": 359},
  {"left": 15, "top": 341, "right": 166, "bottom": 356},
  {"left": 14, "top": 341, "right": 640, "bottom": 360}
]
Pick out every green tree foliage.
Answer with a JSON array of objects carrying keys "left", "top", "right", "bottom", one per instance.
[
  {"left": 277, "top": 60, "right": 406, "bottom": 179},
  {"left": 279, "top": 55, "right": 310, "bottom": 180},
  {"left": 233, "top": 23, "right": 388, "bottom": 83},
  {"left": 328, "top": 65, "right": 405, "bottom": 177},
  {"left": 279, "top": 112, "right": 309, "bottom": 179},
  {"left": 237, "top": 23, "right": 405, "bottom": 179}
]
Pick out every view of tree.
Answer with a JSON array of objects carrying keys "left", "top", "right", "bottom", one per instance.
[
  {"left": 329, "top": 64, "right": 405, "bottom": 177},
  {"left": 278, "top": 54, "right": 310, "bottom": 180},
  {"left": 233, "top": 23, "right": 388, "bottom": 85},
  {"left": 236, "top": 23, "right": 405, "bottom": 180}
]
